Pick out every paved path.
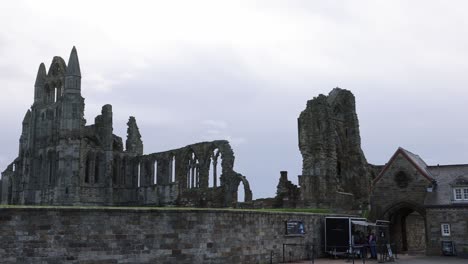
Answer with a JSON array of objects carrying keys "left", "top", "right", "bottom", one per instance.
[{"left": 281, "top": 254, "right": 467, "bottom": 264}]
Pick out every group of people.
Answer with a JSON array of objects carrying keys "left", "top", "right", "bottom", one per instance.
[{"left": 353, "top": 231, "right": 378, "bottom": 259}]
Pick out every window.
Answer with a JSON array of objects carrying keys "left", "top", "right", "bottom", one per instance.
[
  {"left": 441, "top": 223, "right": 451, "bottom": 236},
  {"left": 454, "top": 187, "right": 468, "bottom": 201}
]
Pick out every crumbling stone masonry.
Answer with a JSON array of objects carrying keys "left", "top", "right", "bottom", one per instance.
[
  {"left": 0, "top": 47, "right": 251, "bottom": 207},
  {"left": 134, "top": 140, "right": 252, "bottom": 207},
  {"left": 297, "top": 88, "right": 372, "bottom": 209},
  {"left": 273, "top": 171, "right": 300, "bottom": 208}
]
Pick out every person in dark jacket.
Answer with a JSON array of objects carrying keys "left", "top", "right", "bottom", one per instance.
[{"left": 368, "top": 232, "right": 377, "bottom": 259}]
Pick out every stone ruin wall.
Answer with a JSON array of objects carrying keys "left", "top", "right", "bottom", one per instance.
[
  {"left": 0, "top": 47, "right": 252, "bottom": 208},
  {"left": 133, "top": 140, "right": 252, "bottom": 208},
  {"left": 1, "top": 137, "right": 251, "bottom": 208},
  {"left": 273, "top": 88, "right": 374, "bottom": 210}
]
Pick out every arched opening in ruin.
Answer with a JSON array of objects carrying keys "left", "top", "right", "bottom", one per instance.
[
  {"left": 54, "top": 82, "right": 62, "bottom": 102},
  {"left": 113, "top": 156, "right": 121, "bottom": 185},
  {"left": 137, "top": 162, "right": 141, "bottom": 187},
  {"left": 85, "top": 153, "right": 91, "bottom": 183},
  {"left": 121, "top": 158, "right": 127, "bottom": 185},
  {"left": 187, "top": 151, "right": 199, "bottom": 189},
  {"left": 237, "top": 181, "right": 245, "bottom": 203},
  {"left": 7, "top": 181, "right": 12, "bottom": 204},
  {"left": 208, "top": 149, "right": 221, "bottom": 188},
  {"left": 153, "top": 160, "right": 158, "bottom": 185},
  {"left": 385, "top": 203, "right": 426, "bottom": 254},
  {"left": 48, "top": 86, "right": 55, "bottom": 103},
  {"left": 48, "top": 152, "right": 54, "bottom": 184},
  {"left": 170, "top": 155, "right": 176, "bottom": 183},
  {"left": 35, "top": 154, "right": 43, "bottom": 185},
  {"left": 43, "top": 84, "right": 50, "bottom": 104},
  {"left": 94, "top": 154, "right": 102, "bottom": 183},
  {"left": 144, "top": 160, "right": 152, "bottom": 186}
]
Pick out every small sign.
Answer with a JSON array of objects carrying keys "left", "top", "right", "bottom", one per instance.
[{"left": 285, "top": 220, "right": 306, "bottom": 235}]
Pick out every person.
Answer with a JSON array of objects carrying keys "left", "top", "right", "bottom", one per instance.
[
  {"left": 358, "top": 232, "right": 367, "bottom": 258},
  {"left": 368, "top": 232, "right": 377, "bottom": 259},
  {"left": 352, "top": 232, "right": 360, "bottom": 258}
]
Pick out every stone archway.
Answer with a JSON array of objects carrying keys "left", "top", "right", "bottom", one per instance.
[
  {"left": 232, "top": 175, "right": 253, "bottom": 205},
  {"left": 383, "top": 202, "right": 427, "bottom": 253}
]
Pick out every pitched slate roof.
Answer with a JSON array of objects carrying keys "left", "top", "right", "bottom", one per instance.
[
  {"left": 425, "top": 164, "right": 468, "bottom": 207},
  {"left": 373, "top": 147, "right": 435, "bottom": 185}
]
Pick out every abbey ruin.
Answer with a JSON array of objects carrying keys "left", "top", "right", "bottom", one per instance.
[
  {"left": 0, "top": 47, "right": 467, "bottom": 260},
  {"left": 0, "top": 47, "right": 252, "bottom": 207}
]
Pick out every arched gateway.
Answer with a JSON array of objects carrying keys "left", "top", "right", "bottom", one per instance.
[
  {"left": 382, "top": 201, "right": 426, "bottom": 253},
  {"left": 369, "top": 148, "right": 435, "bottom": 254}
]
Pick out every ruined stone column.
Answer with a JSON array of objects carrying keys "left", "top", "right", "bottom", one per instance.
[{"left": 298, "top": 88, "right": 371, "bottom": 209}]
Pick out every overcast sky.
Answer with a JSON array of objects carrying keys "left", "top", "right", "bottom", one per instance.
[{"left": 1, "top": 1, "right": 468, "bottom": 199}]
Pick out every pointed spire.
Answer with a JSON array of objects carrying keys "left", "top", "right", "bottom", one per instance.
[
  {"left": 34, "top": 63, "right": 46, "bottom": 87},
  {"left": 34, "top": 63, "right": 46, "bottom": 104},
  {"left": 64, "top": 46, "right": 82, "bottom": 93},
  {"left": 66, "top": 46, "right": 81, "bottom": 77}
]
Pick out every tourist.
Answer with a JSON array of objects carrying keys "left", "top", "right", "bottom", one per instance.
[{"left": 369, "top": 232, "right": 377, "bottom": 259}]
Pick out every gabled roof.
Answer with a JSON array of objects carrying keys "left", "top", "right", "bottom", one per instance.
[{"left": 373, "top": 147, "right": 435, "bottom": 185}]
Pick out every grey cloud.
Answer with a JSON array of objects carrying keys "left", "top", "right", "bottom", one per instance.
[{"left": 1, "top": 2, "right": 468, "bottom": 199}]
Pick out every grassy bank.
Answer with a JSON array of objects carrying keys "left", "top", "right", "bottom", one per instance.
[{"left": 0, "top": 205, "right": 330, "bottom": 214}]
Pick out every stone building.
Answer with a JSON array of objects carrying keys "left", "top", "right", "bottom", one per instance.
[
  {"left": 0, "top": 47, "right": 252, "bottom": 207},
  {"left": 370, "top": 147, "right": 468, "bottom": 255}
]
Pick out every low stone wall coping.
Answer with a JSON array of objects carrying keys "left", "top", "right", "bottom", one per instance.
[{"left": 0, "top": 205, "right": 353, "bottom": 216}]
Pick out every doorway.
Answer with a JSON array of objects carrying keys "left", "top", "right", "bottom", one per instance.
[{"left": 388, "top": 205, "right": 426, "bottom": 253}]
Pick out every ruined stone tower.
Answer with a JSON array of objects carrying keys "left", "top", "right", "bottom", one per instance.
[
  {"left": 0, "top": 47, "right": 251, "bottom": 207},
  {"left": 0, "top": 47, "right": 143, "bottom": 205},
  {"left": 298, "top": 88, "right": 371, "bottom": 208}
]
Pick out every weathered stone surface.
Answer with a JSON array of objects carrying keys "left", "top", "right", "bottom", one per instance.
[
  {"left": 274, "top": 171, "right": 300, "bottom": 208},
  {"left": 125, "top": 116, "right": 143, "bottom": 155},
  {"left": 0, "top": 207, "right": 331, "bottom": 263},
  {"left": 405, "top": 212, "right": 426, "bottom": 251},
  {"left": 297, "top": 88, "right": 371, "bottom": 208},
  {"left": 135, "top": 140, "right": 252, "bottom": 207},
  {"left": 0, "top": 47, "right": 251, "bottom": 208},
  {"left": 426, "top": 208, "right": 468, "bottom": 255}
]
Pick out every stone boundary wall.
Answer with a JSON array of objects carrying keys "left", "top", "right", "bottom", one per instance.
[{"left": 0, "top": 207, "right": 342, "bottom": 263}]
